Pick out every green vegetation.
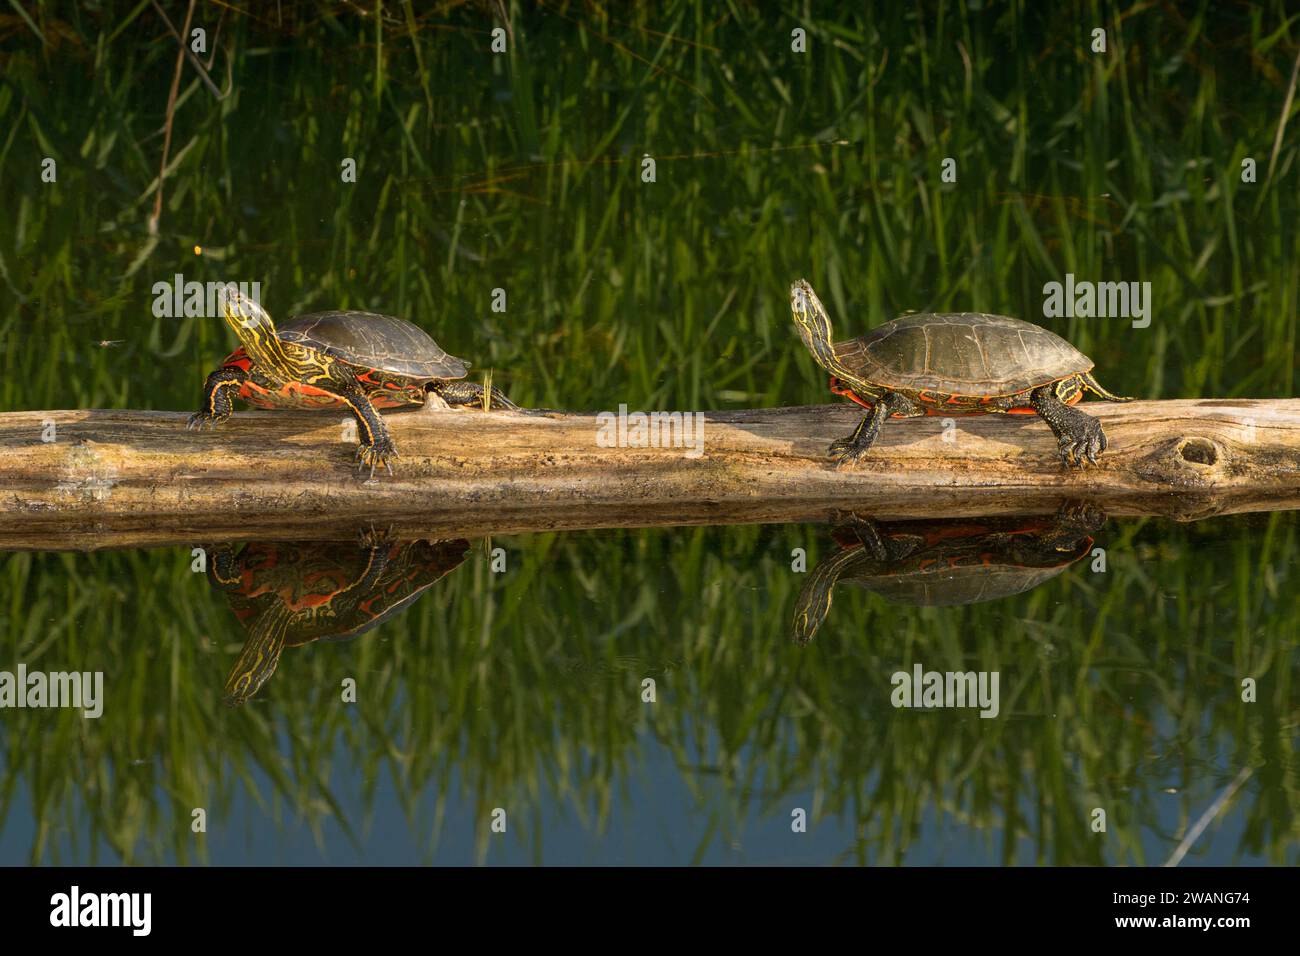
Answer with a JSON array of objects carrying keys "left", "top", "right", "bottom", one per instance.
[
  {"left": 1, "top": 0, "right": 1296, "bottom": 412},
  {"left": 0, "top": 1, "right": 1296, "bottom": 864}
]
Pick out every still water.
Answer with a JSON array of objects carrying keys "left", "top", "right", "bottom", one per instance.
[{"left": 0, "top": 511, "right": 1294, "bottom": 865}]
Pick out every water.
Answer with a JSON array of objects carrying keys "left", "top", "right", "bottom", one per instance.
[
  {"left": 1, "top": 4, "right": 1297, "bottom": 866},
  {"left": 0, "top": 512, "right": 1294, "bottom": 865}
]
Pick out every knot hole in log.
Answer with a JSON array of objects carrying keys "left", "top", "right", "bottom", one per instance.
[
  {"left": 1178, "top": 437, "right": 1220, "bottom": 467},
  {"left": 1136, "top": 435, "right": 1232, "bottom": 491}
]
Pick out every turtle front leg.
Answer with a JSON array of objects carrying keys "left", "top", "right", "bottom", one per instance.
[
  {"left": 1036, "top": 499, "right": 1107, "bottom": 551},
  {"left": 1030, "top": 383, "right": 1107, "bottom": 467},
  {"left": 430, "top": 380, "right": 518, "bottom": 411},
  {"left": 836, "top": 511, "right": 927, "bottom": 561},
  {"left": 828, "top": 392, "right": 922, "bottom": 466},
  {"left": 354, "top": 524, "right": 396, "bottom": 589},
  {"left": 331, "top": 384, "right": 397, "bottom": 478},
  {"left": 188, "top": 366, "right": 247, "bottom": 430},
  {"left": 203, "top": 543, "right": 243, "bottom": 590}
]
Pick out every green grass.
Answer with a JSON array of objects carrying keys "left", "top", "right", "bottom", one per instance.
[
  {"left": 0, "top": 0, "right": 1297, "bottom": 864},
  {"left": 0, "top": 1, "right": 1296, "bottom": 414}
]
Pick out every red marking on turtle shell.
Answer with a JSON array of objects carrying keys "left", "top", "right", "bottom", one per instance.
[
  {"left": 221, "top": 350, "right": 421, "bottom": 410},
  {"left": 828, "top": 376, "right": 1081, "bottom": 416}
]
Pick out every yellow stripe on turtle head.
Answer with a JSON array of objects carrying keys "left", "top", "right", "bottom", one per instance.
[
  {"left": 220, "top": 286, "right": 298, "bottom": 381},
  {"left": 790, "top": 279, "right": 833, "bottom": 346},
  {"left": 221, "top": 286, "right": 273, "bottom": 337},
  {"left": 223, "top": 603, "right": 292, "bottom": 705},
  {"left": 790, "top": 278, "right": 869, "bottom": 389}
]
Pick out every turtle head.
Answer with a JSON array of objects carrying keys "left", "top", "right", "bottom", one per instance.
[
  {"left": 220, "top": 286, "right": 274, "bottom": 336},
  {"left": 221, "top": 287, "right": 288, "bottom": 374},
  {"left": 222, "top": 603, "right": 291, "bottom": 706},
  {"left": 791, "top": 542, "right": 857, "bottom": 646},
  {"left": 790, "top": 279, "right": 839, "bottom": 371}
]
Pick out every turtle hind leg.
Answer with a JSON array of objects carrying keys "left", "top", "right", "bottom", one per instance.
[
  {"left": 1031, "top": 383, "right": 1107, "bottom": 467},
  {"left": 430, "top": 380, "right": 518, "bottom": 411},
  {"left": 188, "top": 366, "right": 247, "bottom": 430},
  {"left": 828, "top": 392, "right": 921, "bottom": 467},
  {"left": 1080, "top": 372, "right": 1133, "bottom": 403}
]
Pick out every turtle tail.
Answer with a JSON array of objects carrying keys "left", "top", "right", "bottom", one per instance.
[
  {"left": 432, "top": 380, "right": 518, "bottom": 411},
  {"left": 1080, "top": 371, "right": 1133, "bottom": 403}
]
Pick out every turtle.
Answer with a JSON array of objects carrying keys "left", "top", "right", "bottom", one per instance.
[
  {"left": 188, "top": 288, "right": 517, "bottom": 477},
  {"left": 789, "top": 279, "right": 1132, "bottom": 468},
  {"left": 207, "top": 529, "right": 469, "bottom": 704},
  {"left": 791, "top": 503, "right": 1105, "bottom": 645}
]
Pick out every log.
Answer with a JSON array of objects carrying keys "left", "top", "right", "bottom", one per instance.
[{"left": 1, "top": 399, "right": 1298, "bottom": 551}]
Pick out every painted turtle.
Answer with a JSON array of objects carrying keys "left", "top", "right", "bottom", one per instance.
[
  {"left": 207, "top": 529, "right": 469, "bottom": 704},
  {"left": 791, "top": 504, "right": 1104, "bottom": 644},
  {"left": 789, "top": 279, "right": 1131, "bottom": 468},
  {"left": 188, "top": 289, "right": 517, "bottom": 477}
]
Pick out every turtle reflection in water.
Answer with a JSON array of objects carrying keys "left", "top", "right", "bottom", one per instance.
[
  {"left": 207, "top": 529, "right": 469, "bottom": 704},
  {"left": 792, "top": 504, "right": 1105, "bottom": 645}
]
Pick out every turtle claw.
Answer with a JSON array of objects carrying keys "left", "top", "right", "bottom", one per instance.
[
  {"left": 355, "top": 437, "right": 399, "bottom": 479},
  {"left": 1058, "top": 418, "right": 1107, "bottom": 469},
  {"left": 828, "top": 438, "right": 870, "bottom": 468},
  {"left": 1063, "top": 441, "right": 1089, "bottom": 469},
  {"left": 187, "top": 411, "right": 229, "bottom": 431},
  {"left": 358, "top": 523, "right": 397, "bottom": 549},
  {"left": 1056, "top": 500, "right": 1107, "bottom": 533}
]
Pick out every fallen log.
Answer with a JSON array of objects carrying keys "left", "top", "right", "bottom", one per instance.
[{"left": 0, "top": 399, "right": 1297, "bottom": 550}]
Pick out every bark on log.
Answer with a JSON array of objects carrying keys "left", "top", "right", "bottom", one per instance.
[{"left": 0, "top": 399, "right": 1297, "bottom": 550}]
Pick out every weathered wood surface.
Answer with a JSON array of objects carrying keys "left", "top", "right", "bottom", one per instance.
[{"left": 0, "top": 399, "right": 1297, "bottom": 550}]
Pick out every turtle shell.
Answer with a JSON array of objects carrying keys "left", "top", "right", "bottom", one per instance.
[
  {"left": 276, "top": 311, "right": 469, "bottom": 380},
  {"left": 835, "top": 516, "right": 1093, "bottom": 607},
  {"left": 847, "top": 560, "right": 1074, "bottom": 607},
  {"left": 834, "top": 313, "right": 1093, "bottom": 397},
  {"left": 216, "top": 539, "right": 470, "bottom": 647}
]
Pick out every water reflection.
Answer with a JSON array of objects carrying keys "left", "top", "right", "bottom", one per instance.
[
  {"left": 0, "top": 514, "right": 1295, "bottom": 864},
  {"left": 792, "top": 504, "right": 1104, "bottom": 644},
  {"left": 205, "top": 531, "right": 470, "bottom": 704}
]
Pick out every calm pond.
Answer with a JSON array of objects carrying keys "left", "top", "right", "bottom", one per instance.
[{"left": 0, "top": 513, "right": 1296, "bottom": 865}]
